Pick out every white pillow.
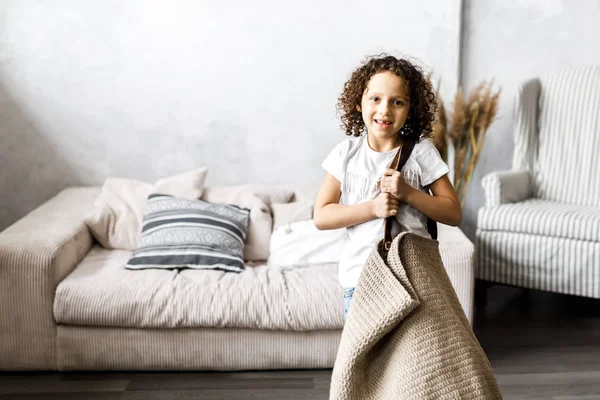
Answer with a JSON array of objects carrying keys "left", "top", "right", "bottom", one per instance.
[
  {"left": 85, "top": 168, "right": 208, "bottom": 250},
  {"left": 271, "top": 201, "right": 314, "bottom": 231},
  {"left": 267, "top": 219, "right": 346, "bottom": 269}
]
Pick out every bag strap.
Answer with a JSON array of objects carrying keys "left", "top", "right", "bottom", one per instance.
[{"left": 383, "top": 139, "right": 437, "bottom": 251}]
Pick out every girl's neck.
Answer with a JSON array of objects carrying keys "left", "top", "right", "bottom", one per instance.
[{"left": 366, "top": 132, "right": 402, "bottom": 153}]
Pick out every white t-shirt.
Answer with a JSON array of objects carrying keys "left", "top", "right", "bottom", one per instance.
[{"left": 321, "top": 135, "right": 449, "bottom": 289}]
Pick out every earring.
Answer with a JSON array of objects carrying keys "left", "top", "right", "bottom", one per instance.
[{"left": 399, "top": 122, "right": 413, "bottom": 136}]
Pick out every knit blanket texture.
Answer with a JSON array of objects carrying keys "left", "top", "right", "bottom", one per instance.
[{"left": 330, "top": 232, "right": 502, "bottom": 399}]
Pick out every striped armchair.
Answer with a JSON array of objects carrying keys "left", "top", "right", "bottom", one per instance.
[{"left": 476, "top": 66, "right": 600, "bottom": 299}]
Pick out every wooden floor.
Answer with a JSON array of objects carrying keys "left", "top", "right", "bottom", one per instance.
[{"left": 1, "top": 282, "right": 599, "bottom": 399}]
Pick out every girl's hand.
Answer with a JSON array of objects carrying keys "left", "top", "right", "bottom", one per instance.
[
  {"left": 371, "top": 192, "right": 399, "bottom": 219},
  {"left": 380, "top": 169, "right": 414, "bottom": 201}
]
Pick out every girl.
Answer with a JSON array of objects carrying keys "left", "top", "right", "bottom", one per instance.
[{"left": 313, "top": 54, "right": 462, "bottom": 319}]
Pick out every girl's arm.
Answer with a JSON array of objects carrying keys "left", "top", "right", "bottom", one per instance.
[
  {"left": 313, "top": 173, "right": 399, "bottom": 230},
  {"left": 406, "top": 174, "right": 462, "bottom": 226},
  {"left": 381, "top": 170, "right": 462, "bottom": 226}
]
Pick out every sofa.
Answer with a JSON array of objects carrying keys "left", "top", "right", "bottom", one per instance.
[{"left": 0, "top": 177, "right": 476, "bottom": 371}]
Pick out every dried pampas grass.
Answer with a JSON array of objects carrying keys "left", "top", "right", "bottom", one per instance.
[{"left": 433, "top": 81, "right": 501, "bottom": 205}]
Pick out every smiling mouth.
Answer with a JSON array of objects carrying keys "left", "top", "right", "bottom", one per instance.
[{"left": 374, "top": 119, "right": 393, "bottom": 126}]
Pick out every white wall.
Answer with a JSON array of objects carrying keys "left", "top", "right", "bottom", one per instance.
[
  {"left": 459, "top": 0, "right": 600, "bottom": 240},
  {"left": 0, "top": 0, "right": 461, "bottom": 231}
]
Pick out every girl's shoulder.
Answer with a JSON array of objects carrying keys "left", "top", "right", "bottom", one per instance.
[
  {"left": 411, "top": 138, "right": 449, "bottom": 182},
  {"left": 413, "top": 137, "right": 437, "bottom": 152},
  {"left": 329, "top": 135, "right": 364, "bottom": 157},
  {"left": 340, "top": 135, "right": 363, "bottom": 148},
  {"left": 412, "top": 137, "right": 443, "bottom": 160}
]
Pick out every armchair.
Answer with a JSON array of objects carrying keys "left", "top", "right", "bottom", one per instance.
[{"left": 476, "top": 66, "right": 600, "bottom": 299}]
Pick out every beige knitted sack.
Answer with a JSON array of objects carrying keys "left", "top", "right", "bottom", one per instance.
[{"left": 330, "top": 232, "right": 502, "bottom": 400}]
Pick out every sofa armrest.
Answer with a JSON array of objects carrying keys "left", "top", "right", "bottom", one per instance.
[
  {"left": 0, "top": 186, "right": 100, "bottom": 370},
  {"left": 481, "top": 170, "right": 533, "bottom": 207}
]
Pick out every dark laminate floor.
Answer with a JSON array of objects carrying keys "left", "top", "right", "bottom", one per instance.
[
  {"left": 473, "top": 283, "right": 600, "bottom": 399},
  {"left": 1, "top": 281, "right": 599, "bottom": 399}
]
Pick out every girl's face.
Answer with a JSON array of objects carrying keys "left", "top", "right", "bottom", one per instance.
[{"left": 358, "top": 71, "right": 410, "bottom": 142}]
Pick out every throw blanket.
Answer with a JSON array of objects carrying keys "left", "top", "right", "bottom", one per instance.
[{"left": 330, "top": 233, "right": 502, "bottom": 400}]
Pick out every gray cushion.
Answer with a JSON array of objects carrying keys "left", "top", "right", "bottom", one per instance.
[{"left": 126, "top": 194, "right": 250, "bottom": 273}]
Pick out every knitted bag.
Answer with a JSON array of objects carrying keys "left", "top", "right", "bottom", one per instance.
[{"left": 329, "top": 232, "right": 503, "bottom": 399}]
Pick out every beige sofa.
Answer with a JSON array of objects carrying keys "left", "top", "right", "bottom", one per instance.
[{"left": 0, "top": 185, "right": 475, "bottom": 371}]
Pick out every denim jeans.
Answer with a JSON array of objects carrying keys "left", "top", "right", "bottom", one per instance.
[{"left": 343, "top": 287, "right": 355, "bottom": 320}]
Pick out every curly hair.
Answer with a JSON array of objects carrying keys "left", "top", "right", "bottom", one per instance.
[{"left": 337, "top": 54, "right": 437, "bottom": 141}]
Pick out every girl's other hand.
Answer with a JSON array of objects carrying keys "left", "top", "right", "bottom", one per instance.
[
  {"left": 371, "top": 192, "right": 399, "bottom": 219},
  {"left": 380, "top": 169, "right": 413, "bottom": 201}
]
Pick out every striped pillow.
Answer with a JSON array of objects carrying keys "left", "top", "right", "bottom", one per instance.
[{"left": 125, "top": 194, "right": 250, "bottom": 273}]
